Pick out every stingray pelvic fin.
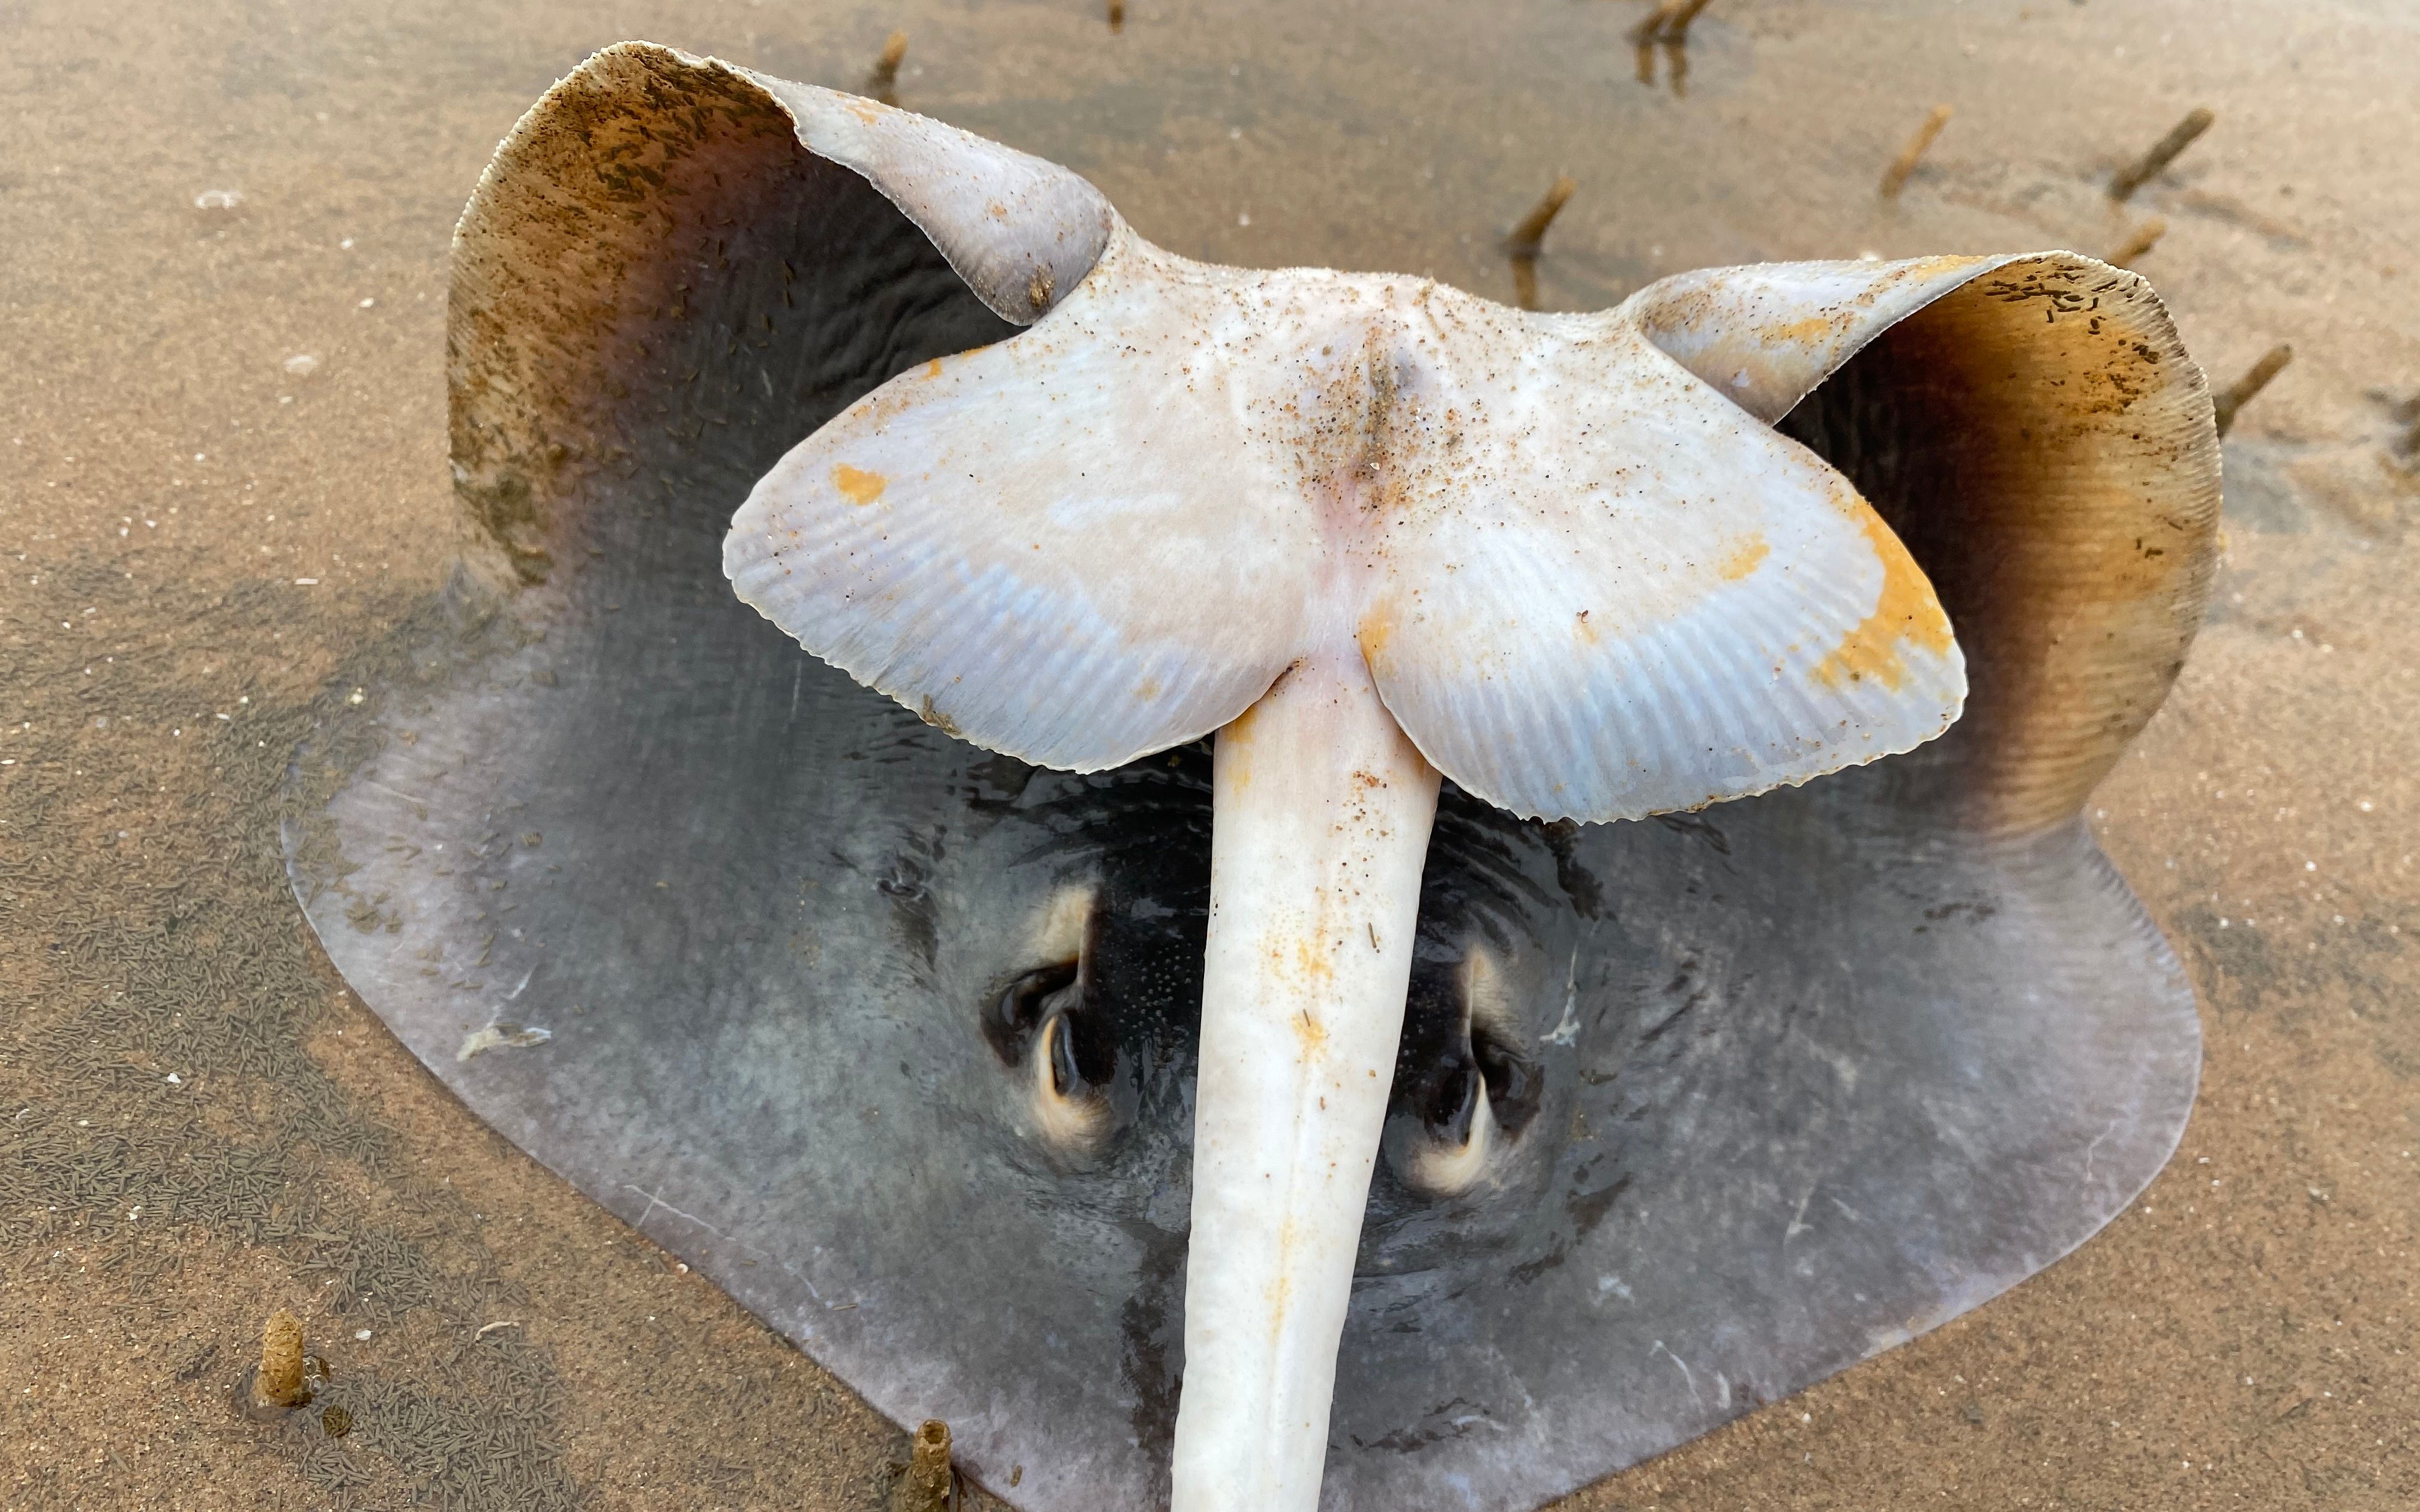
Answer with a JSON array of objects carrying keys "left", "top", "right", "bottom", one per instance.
[
  {"left": 727, "top": 227, "right": 1969, "bottom": 815},
  {"left": 1645, "top": 254, "right": 2222, "bottom": 834}
]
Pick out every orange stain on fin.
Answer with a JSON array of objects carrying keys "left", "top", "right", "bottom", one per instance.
[
  {"left": 1718, "top": 532, "right": 1770, "bottom": 581},
  {"left": 1759, "top": 314, "right": 1843, "bottom": 349},
  {"left": 1812, "top": 497, "right": 1953, "bottom": 691},
  {"left": 1355, "top": 607, "right": 1398, "bottom": 668},
  {"left": 832, "top": 464, "right": 887, "bottom": 506}
]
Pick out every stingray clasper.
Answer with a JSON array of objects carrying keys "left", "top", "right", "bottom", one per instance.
[{"left": 286, "top": 43, "right": 2218, "bottom": 1512}]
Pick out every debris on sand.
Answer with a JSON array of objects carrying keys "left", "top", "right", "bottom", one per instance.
[
  {"left": 456, "top": 1021, "right": 553, "bottom": 1062},
  {"left": 889, "top": 1419, "right": 954, "bottom": 1512},
  {"left": 2109, "top": 107, "right": 2215, "bottom": 201},
  {"left": 1507, "top": 175, "right": 1577, "bottom": 310},
  {"left": 867, "top": 31, "right": 909, "bottom": 105},
  {"left": 2213, "top": 344, "right": 2293, "bottom": 436},
  {"left": 1630, "top": 0, "right": 1712, "bottom": 46},
  {"left": 2107, "top": 216, "right": 2169, "bottom": 268},
  {"left": 249, "top": 1309, "right": 309, "bottom": 1414},
  {"left": 1880, "top": 105, "right": 1954, "bottom": 200},
  {"left": 1506, "top": 175, "right": 1577, "bottom": 254}
]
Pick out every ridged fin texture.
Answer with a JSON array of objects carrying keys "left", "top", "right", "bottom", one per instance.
[
  {"left": 1365, "top": 341, "right": 1964, "bottom": 817},
  {"left": 1359, "top": 328, "right": 1966, "bottom": 823},
  {"left": 730, "top": 230, "right": 1967, "bottom": 811},
  {"left": 726, "top": 232, "right": 1319, "bottom": 772}
]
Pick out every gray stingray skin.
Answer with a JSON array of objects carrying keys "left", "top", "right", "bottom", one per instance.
[
  {"left": 287, "top": 49, "right": 2200, "bottom": 1509},
  {"left": 289, "top": 545, "right": 2196, "bottom": 1512}
]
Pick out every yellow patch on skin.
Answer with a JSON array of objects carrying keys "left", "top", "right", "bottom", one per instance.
[
  {"left": 832, "top": 464, "right": 886, "bottom": 506},
  {"left": 1812, "top": 496, "right": 1954, "bottom": 691},
  {"left": 1031, "top": 886, "right": 1092, "bottom": 965},
  {"left": 1134, "top": 677, "right": 1163, "bottom": 701},
  {"left": 1901, "top": 252, "right": 1987, "bottom": 280},
  {"left": 1292, "top": 940, "right": 1336, "bottom": 989},
  {"left": 924, "top": 358, "right": 944, "bottom": 379},
  {"left": 1293, "top": 1006, "right": 1327, "bottom": 1058},
  {"left": 1266, "top": 1219, "right": 1298, "bottom": 1333},
  {"left": 1718, "top": 532, "right": 1771, "bottom": 581},
  {"left": 1355, "top": 607, "right": 1397, "bottom": 668},
  {"left": 1217, "top": 697, "right": 1262, "bottom": 792},
  {"left": 1759, "top": 314, "right": 1843, "bottom": 349}
]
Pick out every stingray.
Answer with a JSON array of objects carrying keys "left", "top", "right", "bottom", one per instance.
[{"left": 284, "top": 43, "right": 2219, "bottom": 1511}]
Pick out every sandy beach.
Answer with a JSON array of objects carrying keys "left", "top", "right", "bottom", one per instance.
[{"left": 3, "top": 0, "right": 2413, "bottom": 1507}]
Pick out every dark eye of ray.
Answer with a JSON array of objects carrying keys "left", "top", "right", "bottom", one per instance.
[
  {"left": 1393, "top": 970, "right": 1543, "bottom": 1145},
  {"left": 984, "top": 761, "right": 1570, "bottom": 1170},
  {"left": 1380, "top": 779, "right": 1559, "bottom": 1160},
  {"left": 1425, "top": 1056, "right": 1479, "bottom": 1144},
  {"left": 1396, "top": 964, "right": 1474, "bottom": 1140},
  {"left": 986, "top": 953, "right": 1127, "bottom": 1102},
  {"left": 1047, "top": 1011, "right": 1083, "bottom": 1098},
  {"left": 985, "top": 749, "right": 1219, "bottom": 1107},
  {"left": 987, "top": 960, "right": 1079, "bottom": 1066},
  {"left": 1471, "top": 1030, "right": 1541, "bottom": 1138}
]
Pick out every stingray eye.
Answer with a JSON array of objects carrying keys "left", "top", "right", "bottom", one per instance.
[
  {"left": 1041, "top": 1008, "right": 1083, "bottom": 1098},
  {"left": 985, "top": 959, "right": 1079, "bottom": 1065},
  {"left": 1024, "top": 992, "right": 1114, "bottom": 1152},
  {"left": 1387, "top": 947, "right": 1542, "bottom": 1198},
  {"left": 1421, "top": 1058, "right": 1479, "bottom": 1144},
  {"left": 986, "top": 961, "right": 1110, "bottom": 1150},
  {"left": 989, "top": 886, "right": 1125, "bottom": 1154},
  {"left": 1471, "top": 1028, "right": 1540, "bottom": 1139}
]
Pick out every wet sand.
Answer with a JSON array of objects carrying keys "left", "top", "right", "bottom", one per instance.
[{"left": 2, "top": 0, "right": 2413, "bottom": 1507}]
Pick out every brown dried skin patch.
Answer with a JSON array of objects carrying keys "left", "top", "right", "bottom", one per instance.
[
  {"left": 448, "top": 53, "right": 811, "bottom": 586},
  {"left": 449, "top": 42, "right": 1108, "bottom": 597},
  {"left": 448, "top": 44, "right": 1029, "bottom": 593},
  {"left": 1630, "top": 249, "right": 2215, "bottom": 834},
  {"left": 1778, "top": 256, "right": 2219, "bottom": 835}
]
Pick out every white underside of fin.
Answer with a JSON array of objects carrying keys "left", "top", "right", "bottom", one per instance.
[{"left": 727, "top": 226, "right": 1965, "bottom": 820}]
